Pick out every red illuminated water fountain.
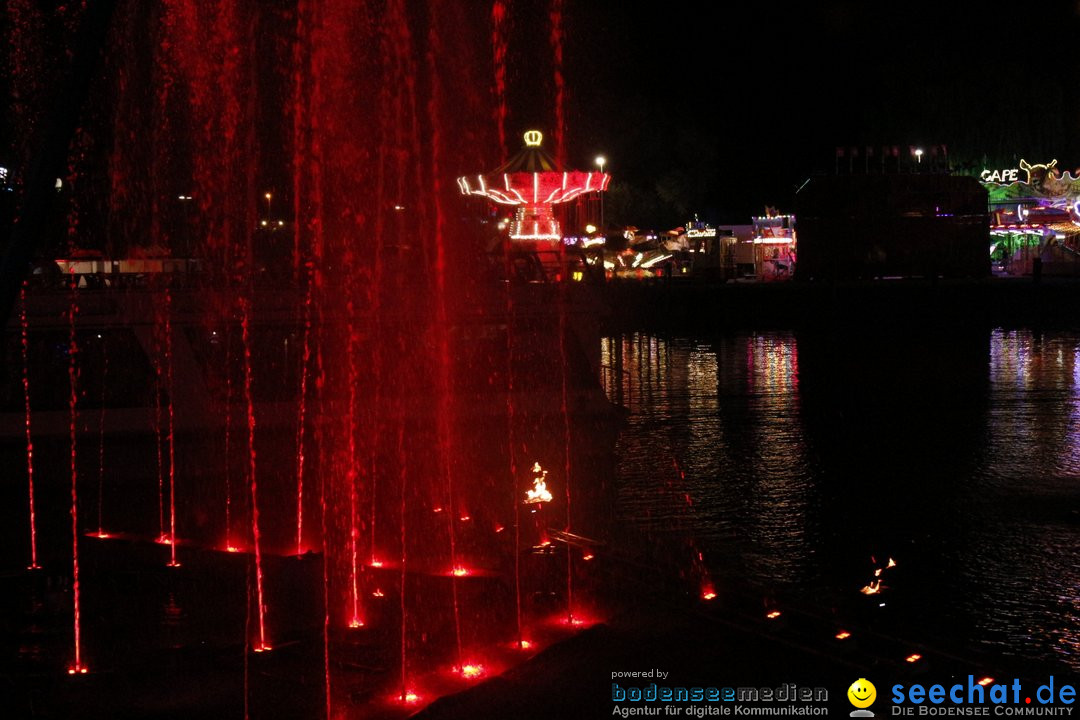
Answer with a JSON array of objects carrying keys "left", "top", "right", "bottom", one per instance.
[{"left": 457, "top": 130, "right": 609, "bottom": 243}]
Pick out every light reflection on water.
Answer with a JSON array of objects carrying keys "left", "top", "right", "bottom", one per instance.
[{"left": 602, "top": 328, "right": 1079, "bottom": 671}]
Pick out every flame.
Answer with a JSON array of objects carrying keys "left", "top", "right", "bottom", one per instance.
[
  {"left": 155, "top": 534, "right": 173, "bottom": 545},
  {"left": 225, "top": 545, "right": 241, "bottom": 553},
  {"left": 525, "top": 461, "right": 553, "bottom": 503},
  {"left": 451, "top": 567, "right": 470, "bottom": 577},
  {"left": 702, "top": 590, "right": 717, "bottom": 601},
  {"left": 67, "top": 664, "right": 88, "bottom": 675},
  {"left": 369, "top": 559, "right": 384, "bottom": 568},
  {"left": 372, "top": 588, "right": 384, "bottom": 598},
  {"left": 253, "top": 643, "right": 272, "bottom": 653},
  {"left": 905, "top": 653, "right": 922, "bottom": 663},
  {"left": 582, "top": 553, "right": 595, "bottom": 561},
  {"left": 860, "top": 580, "right": 882, "bottom": 595},
  {"left": 835, "top": 631, "right": 851, "bottom": 640},
  {"left": 766, "top": 610, "right": 782, "bottom": 619},
  {"left": 887, "top": 558, "right": 897, "bottom": 568},
  {"left": 348, "top": 618, "right": 365, "bottom": 628},
  {"left": 977, "top": 677, "right": 994, "bottom": 686},
  {"left": 402, "top": 691, "right": 420, "bottom": 704}
]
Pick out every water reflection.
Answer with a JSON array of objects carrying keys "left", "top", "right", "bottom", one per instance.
[{"left": 604, "top": 328, "right": 1080, "bottom": 672}]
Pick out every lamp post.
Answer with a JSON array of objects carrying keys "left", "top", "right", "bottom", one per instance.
[
  {"left": 595, "top": 155, "right": 606, "bottom": 233},
  {"left": 264, "top": 192, "right": 273, "bottom": 223},
  {"left": 914, "top": 149, "right": 923, "bottom": 165}
]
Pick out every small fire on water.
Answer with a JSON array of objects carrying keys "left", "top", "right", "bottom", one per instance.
[
  {"left": 525, "top": 461, "right": 553, "bottom": 504},
  {"left": 398, "top": 691, "right": 420, "bottom": 705},
  {"left": 67, "top": 664, "right": 88, "bottom": 675},
  {"left": 860, "top": 580, "right": 882, "bottom": 595},
  {"left": 835, "top": 631, "right": 851, "bottom": 640},
  {"left": 905, "top": 653, "right": 922, "bottom": 663},
  {"left": 766, "top": 610, "right": 782, "bottom": 619},
  {"left": 451, "top": 567, "right": 470, "bottom": 577},
  {"left": 369, "top": 558, "right": 384, "bottom": 568},
  {"left": 253, "top": 643, "right": 272, "bottom": 653},
  {"left": 348, "top": 617, "right": 365, "bottom": 628},
  {"left": 701, "top": 586, "right": 717, "bottom": 601},
  {"left": 155, "top": 534, "right": 173, "bottom": 545}
]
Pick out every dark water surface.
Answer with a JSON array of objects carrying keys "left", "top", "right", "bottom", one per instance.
[{"left": 602, "top": 328, "right": 1080, "bottom": 674}]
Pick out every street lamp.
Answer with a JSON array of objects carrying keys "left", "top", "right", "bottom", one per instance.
[
  {"left": 595, "top": 155, "right": 606, "bottom": 232},
  {"left": 264, "top": 192, "right": 272, "bottom": 223},
  {"left": 914, "top": 148, "right": 924, "bottom": 165}
]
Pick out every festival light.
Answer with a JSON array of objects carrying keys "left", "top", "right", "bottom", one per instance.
[{"left": 458, "top": 131, "right": 609, "bottom": 243}]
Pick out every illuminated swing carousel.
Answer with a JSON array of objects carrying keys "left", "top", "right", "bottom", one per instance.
[{"left": 457, "top": 130, "right": 609, "bottom": 243}]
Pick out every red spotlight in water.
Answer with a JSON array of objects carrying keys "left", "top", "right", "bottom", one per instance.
[
  {"left": 455, "top": 663, "right": 486, "bottom": 680},
  {"left": 393, "top": 690, "right": 421, "bottom": 705}
]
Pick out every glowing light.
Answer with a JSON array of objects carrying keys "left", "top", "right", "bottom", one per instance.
[
  {"left": 459, "top": 515, "right": 471, "bottom": 521},
  {"left": 369, "top": 559, "right": 384, "bottom": 568},
  {"left": 451, "top": 567, "right": 470, "bottom": 577},
  {"left": 398, "top": 691, "right": 420, "bottom": 705},
  {"left": 702, "top": 590, "right": 717, "bottom": 601},
  {"left": 835, "top": 631, "right": 851, "bottom": 640},
  {"left": 225, "top": 545, "right": 241, "bottom": 553},
  {"left": 264, "top": 192, "right": 272, "bottom": 200},
  {"left": 516, "top": 640, "right": 533, "bottom": 650},
  {"left": 155, "top": 534, "right": 173, "bottom": 545},
  {"left": 978, "top": 677, "right": 994, "bottom": 686},
  {"left": 525, "top": 461, "right": 553, "bottom": 504},
  {"left": 372, "top": 588, "right": 384, "bottom": 598},
  {"left": 253, "top": 643, "right": 272, "bottom": 653},
  {"left": 905, "top": 654, "right": 922, "bottom": 663},
  {"left": 91, "top": 532, "right": 111, "bottom": 539},
  {"left": 582, "top": 553, "right": 595, "bottom": 561},
  {"left": 166, "top": 560, "right": 181, "bottom": 568},
  {"left": 860, "top": 580, "right": 882, "bottom": 595},
  {"left": 260, "top": 220, "right": 267, "bottom": 227},
  {"left": 766, "top": 611, "right": 782, "bottom": 619},
  {"left": 348, "top": 618, "right": 365, "bottom": 629},
  {"left": 595, "top": 155, "right": 606, "bottom": 169},
  {"left": 67, "top": 664, "right": 88, "bottom": 675},
  {"left": 456, "top": 663, "right": 486, "bottom": 679},
  {"left": 585, "top": 224, "right": 597, "bottom": 234},
  {"left": 887, "top": 558, "right": 897, "bottom": 568},
  {"left": 523, "top": 130, "right": 543, "bottom": 147}
]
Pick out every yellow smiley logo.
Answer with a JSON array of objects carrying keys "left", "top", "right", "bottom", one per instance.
[{"left": 847, "top": 678, "right": 876, "bottom": 708}]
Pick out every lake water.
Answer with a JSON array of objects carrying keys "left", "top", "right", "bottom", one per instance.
[{"left": 601, "top": 328, "right": 1080, "bottom": 674}]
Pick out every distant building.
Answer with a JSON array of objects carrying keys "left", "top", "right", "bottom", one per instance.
[{"left": 794, "top": 175, "right": 988, "bottom": 280}]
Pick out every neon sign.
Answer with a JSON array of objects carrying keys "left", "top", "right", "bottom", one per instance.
[{"left": 980, "top": 168, "right": 1019, "bottom": 183}]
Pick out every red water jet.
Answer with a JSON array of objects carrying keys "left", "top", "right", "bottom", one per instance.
[
  {"left": 19, "top": 284, "right": 39, "bottom": 570},
  {"left": 241, "top": 300, "right": 268, "bottom": 651}
]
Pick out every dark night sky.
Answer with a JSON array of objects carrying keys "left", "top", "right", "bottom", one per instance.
[{"left": 538, "top": 0, "right": 1080, "bottom": 225}]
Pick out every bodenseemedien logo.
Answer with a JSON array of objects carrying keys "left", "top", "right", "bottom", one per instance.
[{"left": 848, "top": 678, "right": 877, "bottom": 718}]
